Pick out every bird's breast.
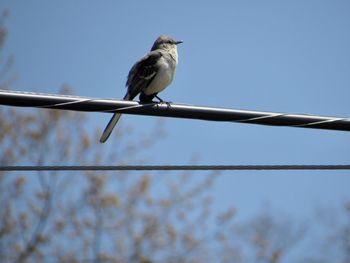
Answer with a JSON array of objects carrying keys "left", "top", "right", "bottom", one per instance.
[{"left": 143, "top": 55, "right": 176, "bottom": 95}]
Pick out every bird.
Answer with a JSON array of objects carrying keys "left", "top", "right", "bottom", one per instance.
[{"left": 99, "top": 35, "right": 182, "bottom": 143}]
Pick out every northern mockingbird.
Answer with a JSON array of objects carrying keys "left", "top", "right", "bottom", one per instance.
[{"left": 100, "top": 35, "right": 182, "bottom": 143}]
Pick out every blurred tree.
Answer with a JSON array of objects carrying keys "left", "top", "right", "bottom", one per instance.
[
  {"left": 301, "top": 202, "right": 350, "bottom": 263},
  {"left": 235, "top": 211, "right": 306, "bottom": 263}
]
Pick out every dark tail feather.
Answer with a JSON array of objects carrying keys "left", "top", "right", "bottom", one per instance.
[{"left": 99, "top": 93, "right": 130, "bottom": 143}]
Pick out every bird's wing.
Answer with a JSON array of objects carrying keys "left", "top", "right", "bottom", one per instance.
[{"left": 126, "top": 51, "right": 162, "bottom": 99}]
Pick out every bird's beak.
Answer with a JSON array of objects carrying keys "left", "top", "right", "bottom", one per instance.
[{"left": 176, "top": 40, "right": 183, "bottom": 45}]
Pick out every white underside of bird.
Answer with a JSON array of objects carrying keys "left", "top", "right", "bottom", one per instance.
[{"left": 143, "top": 54, "right": 177, "bottom": 95}]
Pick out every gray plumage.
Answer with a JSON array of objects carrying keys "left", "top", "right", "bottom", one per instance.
[{"left": 100, "top": 35, "right": 182, "bottom": 143}]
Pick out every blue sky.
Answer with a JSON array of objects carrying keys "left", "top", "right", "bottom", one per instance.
[{"left": 1, "top": 1, "right": 350, "bottom": 223}]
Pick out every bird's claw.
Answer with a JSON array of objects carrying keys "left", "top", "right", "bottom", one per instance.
[
  {"left": 155, "top": 95, "right": 172, "bottom": 108},
  {"left": 162, "top": 101, "right": 172, "bottom": 108},
  {"left": 154, "top": 100, "right": 172, "bottom": 108}
]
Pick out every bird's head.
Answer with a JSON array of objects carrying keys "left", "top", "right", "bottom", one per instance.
[{"left": 151, "top": 35, "right": 183, "bottom": 51}]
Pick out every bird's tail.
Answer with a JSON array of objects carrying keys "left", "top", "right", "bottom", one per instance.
[{"left": 99, "top": 94, "right": 130, "bottom": 143}]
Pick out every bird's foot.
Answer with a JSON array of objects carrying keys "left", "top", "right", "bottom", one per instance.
[
  {"left": 155, "top": 95, "right": 172, "bottom": 107},
  {"left": 155, "top": 95, "right": 164, "bottom": 103}
]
